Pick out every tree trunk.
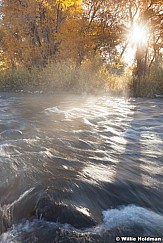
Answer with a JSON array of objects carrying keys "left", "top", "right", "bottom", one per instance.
[
  {"left": 133, "top": 44, "right": 146, "bottom": 96},
  {"left": 56, "top": 3, "right": 62, "bottom": 33}
]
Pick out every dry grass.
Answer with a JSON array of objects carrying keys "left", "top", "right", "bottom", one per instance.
[
  {"left": 131, "top": 63, "right": 163, "bottom": 97},
  {"left": 39, "top": 59, "right": 131, "bottom": 95},
  {"left": 0, "top": 67, "right": 40, "bottom": 90},
  {"left": 0, "top": 59, "right": 144, "bottom": 96}
]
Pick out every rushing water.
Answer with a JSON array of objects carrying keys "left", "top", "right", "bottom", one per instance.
[{"left": 0, "top": 92, "right": 163, "bottom": 243}]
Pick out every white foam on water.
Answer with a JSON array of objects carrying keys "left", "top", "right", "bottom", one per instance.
[
  {"left": 63, "top": 165, "right": 68, "bottom": 170},
  {"left": 75, "top": 206, "right": 91, "bottom": 217},
  {"left": 83, "top": 118, "right": 96, "bottom": 126},
  {"left": 0, "top": 220, "right": 70, "bottom": 243},
  {"left": 64, "top": 108, "right": 87, "bottom": 120},
  {"left": 45, "top": 107, "right": 64, "bottom": 113},
  {"left": 0, "top": 143, "right": 21, "bottom": 158},
  {"left": 39, "top": 149, "right": 53, "bottom": 158},
  {"left": 96, "top": 204, "right": 163, "bottom": 234}
]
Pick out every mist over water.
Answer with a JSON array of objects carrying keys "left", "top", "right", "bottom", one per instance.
[{"left": 0, "top": 92, "right": 163, "bottom": 242}]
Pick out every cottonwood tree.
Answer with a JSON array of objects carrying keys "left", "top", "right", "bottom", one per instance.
[{"left": 0, "top": 0, "right": 80, "bottom": 67}]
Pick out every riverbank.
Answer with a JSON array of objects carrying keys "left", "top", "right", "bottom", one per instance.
[{"left": 0, "top": 60, "right": 162, "bottom": 97}]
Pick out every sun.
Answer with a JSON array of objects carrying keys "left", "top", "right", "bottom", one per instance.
[
  {"left": 123, "top": 23, "right": 150, "bottom": 65},
  {"left": 128, "top": 24, "right": 149, "bottom": 45}
]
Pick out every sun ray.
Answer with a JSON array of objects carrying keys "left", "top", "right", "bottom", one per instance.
[{"left": 128, "top": 23, "right": 149, "bottom": 45}]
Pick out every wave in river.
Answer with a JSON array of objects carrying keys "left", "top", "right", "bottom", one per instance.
[{"left": 0, "top": 204, "right": 163, "bottom": 243}]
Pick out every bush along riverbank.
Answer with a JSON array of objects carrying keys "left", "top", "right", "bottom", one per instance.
[
  {"left": 0, "top": 59, "right": 162, "bottom": 97},
  {"left": 0, "top": 60, "right": 130, "bottom": 96}
]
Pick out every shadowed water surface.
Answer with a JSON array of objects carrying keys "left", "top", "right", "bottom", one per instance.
[{"left": 0, "top": 93, "right": 162, "bottom": 242}]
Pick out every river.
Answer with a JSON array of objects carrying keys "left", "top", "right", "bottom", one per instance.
[{"left": 0, "top": 92, "right": 162, "bottom": 242}]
